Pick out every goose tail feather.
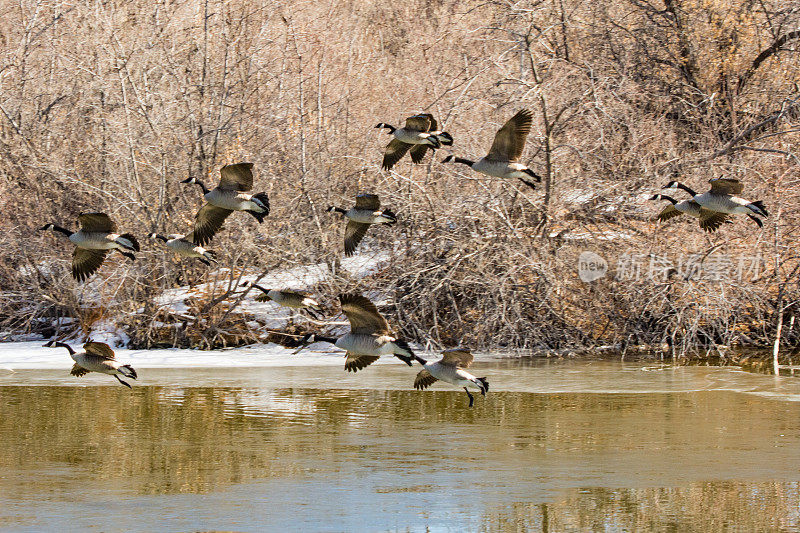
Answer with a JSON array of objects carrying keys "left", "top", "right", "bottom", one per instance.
[
  {"left": 119, "top": 364, "right": 137, "bottom": 379},
  {"left": 119, "top": 233, "right": 140, "bottom": 252}
]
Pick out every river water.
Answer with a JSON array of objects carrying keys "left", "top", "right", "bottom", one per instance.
[{"left": 2, "top": 358, "right": 800, "bottom": 531}]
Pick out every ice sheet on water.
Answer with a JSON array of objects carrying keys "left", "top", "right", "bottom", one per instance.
[{"left": 0, "top": 341, "right": 353, "bottom": 370}]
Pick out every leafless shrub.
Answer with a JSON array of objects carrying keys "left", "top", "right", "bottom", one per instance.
[{"left": 0, "top": 0, "right": 798, "bottom": 360}]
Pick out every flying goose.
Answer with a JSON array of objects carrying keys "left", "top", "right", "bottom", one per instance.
[
  {"left": 663, "top": 178, "right": 768, "bottom": 228},
  {"left": 412, "top": 348, "right": 489, "bottom": 408},
  {"left": 240, "top": 281, "right": 323, "bottom": 320},
  {"left": 442, "top": 109, "right": 541, "bottom": 189},
  {"left": 376, "top": 113, "right": 453, "bottom": 170},
  {"left": 39, "top": 212, "right": 140, "bottom": 281},
  {"left": 181, "top": 162, "right": 270, "bottom": 245},
  {"left": 327, "top": 193, "right": 397, "bottom": 256},
  {"left": 149, "top": 232, "right": 217, "bottom": 266},
  {"left": 300, "top": 294, "right": 414, "bottom": 372},
  {"left": 649, "top": 194, "right": 730, "bottom": 232},
  {"left": 44, "top": 340, "right": 138, "bottom": 388}
]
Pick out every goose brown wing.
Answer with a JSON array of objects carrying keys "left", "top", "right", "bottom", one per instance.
[
  {"left": 340, "top": 294, "right": 391, "bottom": 334},
  {"left": 277, "top": 290, "right": 309, "bottom": 306},
  {"left": 344, "top": 353, "right": 381, "bottom": 373},
  {"left": 382, "top": 139, "right": 412, "bottom": 170},
  {"left": 72, "top": 248, "right": 108, "bottom": 282},
  {"left": 404, "top": 113, "right": 433, "bottom": 132},
  {"left": 413, "top": 369, "right": 439, "bottom": 390},
  {"left": 218, "top": 162, "right": 254, "bottom": 191},
  {"left": 409, "top": 144, "right": 432, "bottom": 164},
  {"left": 344, "top": 221, "right": 370, "bottom": 257},
  {"left": 84, "top": 342, "right": 116, "bottom": 360},
  {"left": 78, "top": 213, "right": 116, "bottom": 233},
  {"left": 355, "top": 193, "right": 381, "bottom": 210},
  {"left": 70, "top": 363, "right": 90, "bottom": 377},
  {"left": 709, "top": 178, "right": 743, "bottom": 196},
  {"left": 440, "top": 348, "right": 473, "bottom": 368},
  {"left": 655, "top": 204, "right": 683, "bottom": 222},
  {"left": 193, "top": 203, "right": 233, "bottom": 245},
  {"left": 698, "top": 208, "right": 728, "bottom": 233},
  {"left": 486, "top": 109, "right": 533, "bottom": 162},
  {"left": 409, "top": 114, "right": 438, "bottom": 163}
]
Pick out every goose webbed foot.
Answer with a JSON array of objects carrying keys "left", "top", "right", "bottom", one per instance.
[
  {"left": 464, "top": 387, "right": 474, "bottom": 408},
  {"left": 290, "top": 333, "right": 315, "bottom": 354},
  {"left": 247, "top": 210, "right": 267, "bottom": 223},
  {"left": 304, "top": 308, "right": 322, "bottom": 321},
  {"left": 748, "top": 214, "right": 763, "bottom": 228}
]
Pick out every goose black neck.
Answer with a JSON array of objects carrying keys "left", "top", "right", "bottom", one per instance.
[
  {"left": 153, "top": 234, "right": 168, "bottom": 242},
  {"left": 49, "top": 225, "right": 73, "bottom": 237},
  {"left": 659, "top": 195, "right": 678, "bottom": 205},
  {"left": 310, "top": 334, "right": 338, "bottom": 344},
  {"left": 676, "top": 183, "right": 697, "bottom": 196},
  {"left": 188, "top": 179, "right": 210, "bottom": 194},
  {"left": 376, "top": 123, "right": 396, "bottom": 133},
  {"left": 453, "top": 157, "right": 474, "bottom": 167},
  {"left": 49, "top": 341, "right": 75, "bottom": 355},
  {"left": 329, "top": 207, "right": 347, "bottom": 215},
  {"left": 250, "top": 283, "right": 270, "bottom": 295},
  {"left": 414, "top": 355, "right": 428, "bottom": 365}
]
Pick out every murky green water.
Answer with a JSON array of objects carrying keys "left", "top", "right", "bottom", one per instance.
[{"left": 2, "top": 360, "right": 800, "bottom": 531}]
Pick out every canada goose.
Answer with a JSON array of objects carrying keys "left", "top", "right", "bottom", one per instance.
[
  {"left": 327, "top": 193, "right": 397, "bottom": 256},
  {"left": 663, "top": 178, "right": 768, "bottom": 228},
  {"left": 301, "top": 294, "right": 414, "bottom": 372},
  {"left": 376, "top": 113, "right": 453, "bottom": 170},
  {"left": 39, "top": 212, "right": 140, "bottom": 281},
  {"left": 442, "top": 109, "right": 541, "bottom": 189},
  {"left": 412, "top": 348, "right": 489, "bottom": 408},
  {"left": 43, "top": 340, "right": 137, "bottom": 388},
  {"left": 240, "top": 281, "right": 323, "bottom": 320},
  {"left": 181, "top": 162, "right": 270, "bottom": 245},
  {"left": 649, "top": 194, "right": 731, "bottom": 232},
  {"left": 149, "top": 232, "right": 217, "bottom": 266}
]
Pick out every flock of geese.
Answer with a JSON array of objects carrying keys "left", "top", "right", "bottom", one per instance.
[{"left": 36, "top": 109, "right": 769, "bottom": 407}]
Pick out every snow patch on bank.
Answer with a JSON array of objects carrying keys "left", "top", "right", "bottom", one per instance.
[
  {"left": 155, "top": 251, "right": 391, "bottom": 321},
  {"left": 88, "top": 319, "right": 130, "bottom": 348}
]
